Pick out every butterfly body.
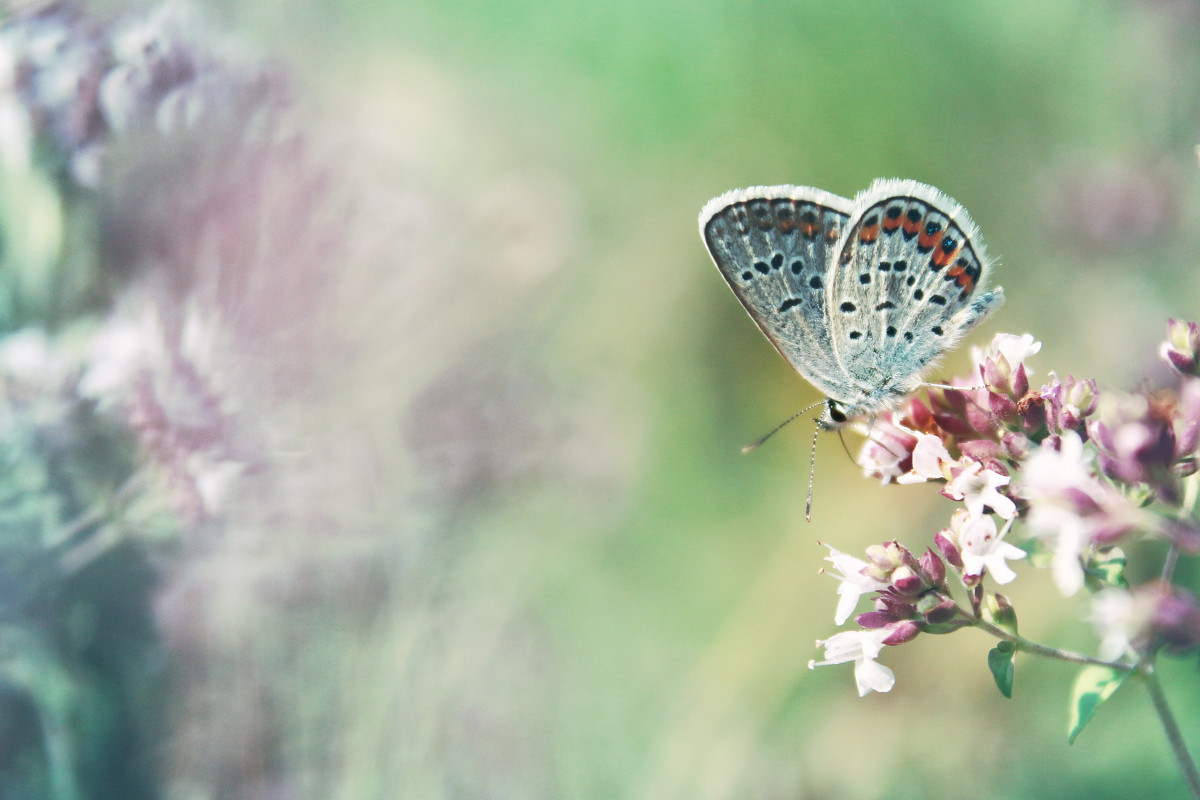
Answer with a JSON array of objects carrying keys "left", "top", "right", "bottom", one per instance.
[{"left": 700, "top": 179, "right": 1004, "bottom": 429}]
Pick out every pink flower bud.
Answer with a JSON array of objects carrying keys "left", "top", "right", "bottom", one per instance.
[
  {"left": 919, "top": 547, "right": 946, "bottom": 588},
  {"left": 922, "top": 597, "right": 959, "bottom": 625},
  {"left": 1162, "top": 319, "right": 1200, "bottom": 377},
  {"left": 856, "top": 610, "right": 899, "bottom": 629},
  {"left": 882, "top": 620, "right": 922, "bottom": 645},
  {"left": 934, "top": 530, "right": 963, "bottom": 569}
]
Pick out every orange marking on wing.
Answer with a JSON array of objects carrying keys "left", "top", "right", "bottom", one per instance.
[
  {"left": 946, "top": 263, "right": 976, "bottom": 291},
  {"left": 902, "top": 214, "right": 922, "bottom": 238},
  {"left": 918, "top": 226, "right": 945, "bottom": 252},
  {"left": 931, "top": 242, "right": 961, "bottom": 268},
  {"left": 882, "top": 213, "right": 902, "bottom": 232},
  {"left": 858, "top": 221, "right": 879, "bottom": 243}
]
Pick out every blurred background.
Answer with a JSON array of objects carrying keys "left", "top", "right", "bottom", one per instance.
[{"left": 1, "top": 0, "right": 1200, "bottom": 798}]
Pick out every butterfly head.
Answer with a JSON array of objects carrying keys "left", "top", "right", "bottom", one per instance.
[{"left": 816, "top": 382, "right": 915, "bottom": 431}]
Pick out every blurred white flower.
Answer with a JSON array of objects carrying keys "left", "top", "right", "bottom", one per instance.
[
  {"left": 1020, "top": 431, "right": 1157, "bottom": 596},
  {"left": 188, "top": 452, "right": 244, "bottom": 518},
  {"left": 0, "top": 328, "right": 63, "bottom": 384},
  {"left": 1090, "top": 588, "right": 1147, "bottom": 662},
  {"left": 80, "top": 304, "right": 165, "bottom": 403}
]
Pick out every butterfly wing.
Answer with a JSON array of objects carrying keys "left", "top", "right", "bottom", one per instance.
[
  {"left": 700, "top": 186, "right": 855, "bottom": 402},
  {"left": 826, "top": 179, "right": 1004, "bottom": 404}
]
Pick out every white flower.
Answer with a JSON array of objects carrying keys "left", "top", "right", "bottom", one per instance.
[
  {"left": 994, "top": 333, "right": 1042, "bottom": 369},
  {"left": 896, "top": 432, "right": 954, "bottom": 485},
  {"left": 809, "top": 629, "right": 896, "bottom": 696},
  {"left": 958, "top": 515, "right": 1025, "bottom": 584},
  {"left": 944, "top": 461, "right": 1016, "bottom": 519},
  {"left": 822, "top": 545, "right": 890, "bottom": 625},
  {"left": 974, "top": 333, "right": 1041, "bottom": 374}
]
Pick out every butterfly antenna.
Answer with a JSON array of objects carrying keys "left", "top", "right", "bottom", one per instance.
[
  {"left": 805, "top": 421, "right": 821, "bottom": 522},
  {"left": 741, "top": 399, "right": 826, "bottom": 454}
]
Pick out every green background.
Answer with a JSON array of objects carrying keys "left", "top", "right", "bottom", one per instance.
[{"left": 129, "top": 1, "right": 1200, "bottom": 797}]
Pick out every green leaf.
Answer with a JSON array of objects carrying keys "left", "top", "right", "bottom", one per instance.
[
  {"left": 1067, "top": 666, "right": 1128, "bottom": 744},
  {"left": 1085, "top": 547, "right": 1128, "bottom": 590},
  {"left": 987, "top": 641, "right": 1016, "bottom": 698}
]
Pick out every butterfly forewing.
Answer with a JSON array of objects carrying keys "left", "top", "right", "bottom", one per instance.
[
  {"left": 700, "top": 186, "right": 854, "bottom": 401},
  {"left": 829, "top": 180, "right": 999, "bottom": 394}
]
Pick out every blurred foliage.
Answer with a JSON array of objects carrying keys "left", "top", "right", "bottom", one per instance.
[
  {"left": 1, "top": 0, "right": 1200, "bottom": 799},
  {"left": 0, "top": 154, "right": 63, "bottom": 330},
  {"left": 0, "top": 331, "right": 166, "bottom": 800}
]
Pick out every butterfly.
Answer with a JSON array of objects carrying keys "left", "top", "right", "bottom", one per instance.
[{"left": 699, "top": 178, "right": 1004, "bottom": 431}]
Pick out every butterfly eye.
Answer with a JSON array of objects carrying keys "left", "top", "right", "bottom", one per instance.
[{"left": 826, "top": 400, "right": 847, "bottom": 424}]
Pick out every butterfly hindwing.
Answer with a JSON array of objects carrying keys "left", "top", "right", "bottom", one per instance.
[
  {"left": 829, "top": 179, "right": 1002, "bottom": 397},
  {"left": 700, "top": 186, "right": 854, "bottom": 401}
]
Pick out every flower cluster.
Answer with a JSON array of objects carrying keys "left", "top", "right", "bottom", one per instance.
[
  {"left": 0, "top": 1, "right": 278, "bottom": 187},
  {"left": 82, "top": 300, "right": 245, "bottom": 525},
  {"left": 812, "top": 322, "right": 1200, "bottom": 696}
]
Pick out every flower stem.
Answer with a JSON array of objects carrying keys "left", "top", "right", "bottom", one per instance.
[
  {"left": 1164, "top": 471, "right": 1200, "bottom": 584},
  {"left": 972, "top": 617, "right": 1130, "bottom": 669},
  {"left": 972, "top": 607, "right": 1200, "bottom": 794},
  {"left": 1141, "top": 662, "right": 1200, "bottom": 799},
  {"left": 1161, "top": 543, "right": 1180, "bottom": 585}
]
